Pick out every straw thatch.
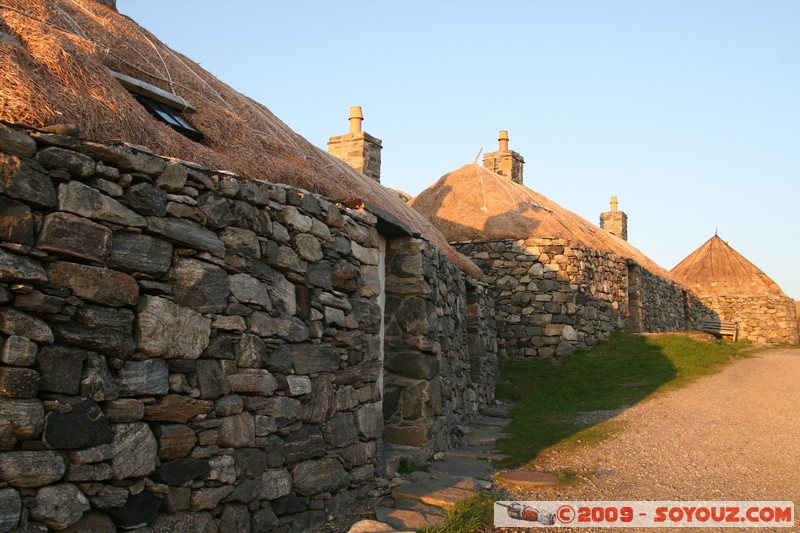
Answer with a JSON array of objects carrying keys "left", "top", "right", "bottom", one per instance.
[
  {"left": 0, "top": 0, "right": 480, "bottom": 278},
  {"left": 409, "top": 163, "right": 672, "bottom": 278},
  {"left": 670, "top": 235, "right": 784, "bottom": 296}
]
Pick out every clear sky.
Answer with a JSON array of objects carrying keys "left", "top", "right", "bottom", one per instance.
[{"left": 118, "top": 1, "right": 799, "bottom": 299}]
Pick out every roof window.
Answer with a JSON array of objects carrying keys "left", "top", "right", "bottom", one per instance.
[{"left": 109, "top": 69, "right": 203, "bottom": 142}]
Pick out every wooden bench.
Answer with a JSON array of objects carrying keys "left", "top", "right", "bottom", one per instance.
[{"left": 700, "top": 320, "right": 739, "bottom": 341}]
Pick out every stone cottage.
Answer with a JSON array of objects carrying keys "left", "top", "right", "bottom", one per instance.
[
  {"left": 671, "top": 234, "right": 799, "bottom": 344},
  {"left": 409, "top": 133, "right": 709, "bottom": 358},
  {"left": 0, "top": 1, "right": 497, "bottom": 531}
]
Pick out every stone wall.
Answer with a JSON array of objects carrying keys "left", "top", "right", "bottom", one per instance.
[
  {"left": 0, "top": 124, "right": 497, "bottom": 532},
  {"left": 381, "top": 237, "right": 497, "bottom": 455},
  {"left": 697, "top": 294, "right": 799, "bottom": 344},
  {"left": 454, "top": 238, "right": 706, "bottom": 358}
]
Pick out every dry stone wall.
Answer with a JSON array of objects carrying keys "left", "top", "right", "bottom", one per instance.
[
  {"left": 454, "top": 238, "right": 706, "bottom": 358},
  {"left": 697, "top": 294, "right": 799, "bottom": 344},
  {"left": 0, "top": 124, "right": 497, "bottom": 533}
]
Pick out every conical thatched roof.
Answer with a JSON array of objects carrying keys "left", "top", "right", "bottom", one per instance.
[
  {"left": 409, "top": 163, "right": 672, "bottom": 278},
  {"left": 0, "top": 0, "right": 479, "bottom": 277},
  {"left": 670, "top": 235, "right": 784, "bottom": 296}
]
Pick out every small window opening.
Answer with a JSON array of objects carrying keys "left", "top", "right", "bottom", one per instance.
[{"left": 133, "top": 94, "right": 203, "bottom": 142}]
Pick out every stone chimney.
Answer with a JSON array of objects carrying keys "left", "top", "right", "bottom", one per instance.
[
  {"left": 600, "top": 196, "right": 628, "bottom": 240},
  {"left": 482, "top": 130, "right": 524, "bottom": 184},
  {"left": 327, "top": 106, "right": 383, "bottom": 183}
]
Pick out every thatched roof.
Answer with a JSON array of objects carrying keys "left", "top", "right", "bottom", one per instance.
[
  {"left": 409, "top": 163, "right": 672, "bottom": 278},
  {"left": 0, "top": 0, "right": 480, "bottom": 278},
  {"left": 670, "top": 235, "right": 784, "bottom": 296}
]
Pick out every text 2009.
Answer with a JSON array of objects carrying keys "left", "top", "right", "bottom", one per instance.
[{"left": 577, "top": 506, "right": 634, "bottom": 522}]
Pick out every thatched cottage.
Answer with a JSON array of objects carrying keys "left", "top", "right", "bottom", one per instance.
[
  {"left": 410, "top": 133, "right": 709, "bottom": 357},
  {"left": 0, "top": 1, "right": 498, "bottom": 531},
  {"left": 671, "top": 234, "right": 799, "bottom": 344}
]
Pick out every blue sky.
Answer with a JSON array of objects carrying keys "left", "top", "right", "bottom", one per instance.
[{"left": 119, "top": 1, "right": 799, "bottom": 299}]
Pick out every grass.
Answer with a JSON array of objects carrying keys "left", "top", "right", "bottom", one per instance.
[
  {"left": 417, "top": 492, "right": 496, "bottom": 533},
  {"left": 494, "top": 332, "right": 752, "bottom": 468}
]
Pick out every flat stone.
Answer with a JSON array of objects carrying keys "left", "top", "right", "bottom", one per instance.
[
  {"left": 109, "top": 422, "right": 157, "bottom": 479},
  {"left": 68, "top": 443, "right": 114, "bottom": 464},
  {"left": 480, "top": 406, "right": 511, "bottom": 418},
  {"left": 47, "top": 261, "right": 139, "bottom": 307},
  {"left": 259, "top": 469, "right": 293, "bottom": 500},
  {"left": 0, "top": 248, "right": 47, "bottom": 285},
  {"left": 195, "top": 359, "right": 232, "bottom": 400},
  {"left": 35, "top": 146, "right": 95, "bottom": 177},
  {"left": 286, "top": 375, "right": 312, "bottom": 396},
  {"left": 0, "top": 398, "right": 44, "bottom": 446},
  {"left": 476, "top": 416, "right": 511, "bottom": 428},
  {"left": 0, "top": 450, "right": 65, "bottom": 488},
  {"left": 291, "top": 457, "right": 349, "bottom": 496},
  {"left": 0, "top": 197, "right": 34, "bottom": 245},
  {"left": 283, "top": 425, "right": 326, "bottom": 465},
  {"left": 0, "top": 487, "right": 21, "bottom": 532},
  {"left": 37, "top": 345, "right": 88, "bottom": 395},
  {"left": 0, "top": 335, "right": 37, "bottom": 366},
  {"left": 154, "top": 424, "right": 197, "bottom": 460},
  {"left": 155, "top": 162, "right": 188, "bottom": 192},
  {"left": 144, "top": 394, "right": 213, "bottom": 423},
  {"left": 275, "top": 314, "right": 309, "bottom": 342},
  {"left": 217, "top": 412, "right": 255, "bottom": 448},
  {"left": 29, "top": 483, "right": 90, "bottom": 530},
  {"left": 103, "top": 398, "right": 145, "bottom": 423},
  {"left": 51, "top": 321, "right": 135, "bottom": 359},
  {"left": 198, "top": 192, "right": 236, "bottom": 229},
  {"left": 234, "top": 333, "right": 265, "bottom": 368},
  {"left": 376, "top": 499, "right": 447, "bottom": 531},
  {"left": 229, "top": 272, "right": 270, "bottom": 309},
  {"left": 391, "top": 480, "right": 475, "bottom": 509},
  {"left": 355, "top": 402, "right": 383, "bottom": 439},
  {"left": 152, "top": 511, "right": 217, "bottom": 533},
  {"left": 80, "top": 352, "right": 119, "bottom": 401},
  {"left": 58, "top": 180, "right": 146, "bottom": 227},
  {"left": 173, "top": 258, "right": 229, "bottom": 313},
  {"left": 0, "top": 308, "right": 52, "bottom": 343},
  {"left": 147, "top": 216, "right": 225, "bottom": 257},
  {"left": 116, "top": 359, "right": 169, "bottom": 396},
  {"left": 429, "top": 458, "right": 495, "bottom": 481},
  {"left": 0, "top": 367, "right": 39, "bottom": 398},
  {"left": 60, "top": 510, "right": 116, "bottom": 533},
  {"left": 190, "top": 485, "right": 234, "bottom": 511},
  {"left": 0, "top": 123, "right": 36, "bottom": 157},
  {"left": 152, "top": 458, "right": 210, "bottom": 485},
  {"left": 121, "top": 181, "right": 167, "bottom": 216},
  {"left": 106, "top": 490, "right": 160, "bottom": 529},
  {"left": 228, "top": 369, "right": 279, "bottom": 396},
  {"left": 136, "top": 296, "right": 211, "bottom": 359},
  {"left": 292, "top": 343, "right": 339, "bottom": 373},
  {"left": 348, "top": 519, "right": 402, "bottom": 533},
  {"left": 463, "top": 428, "right": 509, "bottom": 446},
  {"left": 496, "top": 470, "right": 559, "bottom": 488},
  {"left": 84, "top": 485, "right": 129, "bottom": 510},
  {"left": 64, "top": 462, "right": 113, "bottom": 482},
  {"left": 80, "top": 142, "right": 166, "bottom": 175},
  {"left": 108, "top": 232, "right": 172, "bottom": 275},
  {"left": 37, "top": 212, "right": 112, "bottom": 262},
  {"left": 43, "top": 399, "right": 112, "bottom": 449},
  {"left": 0, "top": 153, "right": 58, "bottom": 208}
]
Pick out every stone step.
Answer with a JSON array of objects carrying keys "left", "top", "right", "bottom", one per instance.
[
  {"left": 429, "top": 457, "right": 495, "bottom": 481},
  {"left": 476, "top": 415, "right": 511, "bottom": 428},
  {"left": 347, "top": 519, "right": 411, "bottom": 532},
  {"left": 463, "top": 428, "right": 510, "bottom": 446},
  {"left": 391, "top": 476, "right": 477, "bottom": 509},
  {"left": 481, "top": 405, "right": 512, "bottom": 418},
  {"left": 382, "top": 444, "right": 427, "bottom": 476},
  {"left": 443, "top": 444, "right": 509, "bottom": 461},
  {"left": 375, "top": 499, "right": 447, "bottom": 530}
]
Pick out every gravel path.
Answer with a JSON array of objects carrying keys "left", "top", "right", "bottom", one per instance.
[{"left": 505, "top": 348, "right": 800, "bottom": 530}]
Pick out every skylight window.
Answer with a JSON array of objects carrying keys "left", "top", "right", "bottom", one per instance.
[{"left": 133, "top": 94, "right": 203, "bottom": 142}]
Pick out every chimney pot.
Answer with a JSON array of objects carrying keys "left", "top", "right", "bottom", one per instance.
[
  {"left": 499, "top": 130, "right": 509, "bottom": 151},
  {"left": 610, "top": 195, "right": 618, "bottom": 212},
  {"left": 349, "top": 105, "right": 363, "bottom": 133}
]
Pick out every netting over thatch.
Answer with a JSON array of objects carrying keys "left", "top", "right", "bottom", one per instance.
[
  {"left": 671, "top": 235, "right": 784, "bottom": 296},
  {"left": 0, "top": 0, "right": 480, "bottom": 278},
  {"left": 409, "top": 163, "right": 673, "bottom": 278}
]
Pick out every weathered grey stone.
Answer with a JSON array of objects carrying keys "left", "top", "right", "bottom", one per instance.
[
  {"left": 247, "top": 310, "right": 276, "bottom": 336},
  {"left": 152, "top": 458, "right": 211, "bottom": 485},
  {"left": 355, "top": 402, "right": 384, "bottom": 439},
  {"left": 147, "top": 216, "right": 225, "bottom": 257},
  {"left": 60, "top": 510, "right": 116, "bottom": 533},
  {"left": 220, "top": 226, "right": 260, "bottom": 257},
  {"left": 234, "top": 333, "right": 265, "bottom": 368},
  {"left": 338, "top": 261, "right": 367, "bottom": 294},
  {"left": 117, "top": 359, "right": 169, "bottom": 396},
  {"left": 261, "top": 397, "right": 303, "bottom": 426},
  {"left": 0, "top": 398, "right": 44, "bottom": 446},
  {"left": 259, "top": 469, "right": 292, "bottom": 500},
  {"left": 86, "top": 486, "right": 129, "bottom": 511},
  {"left": 172, "top": 258, "right": 230, "bottom": 313},
  {"left": 44, "top": 399, "right": 112, "bottom": 449},
  {"left": 217, "top": 412, "right": 255, "bottom": 448},
  {"left": 152, "top": 511, "right": 217, "bottom": 533},
  {"left": 215, "top": 394, "right": 243, "bottom": 416},
  {"left": 212, "top": 315, "right": 246, "bottom": 332},
  {"left": 0, "top": 308, "right": 52, "bottom": 343},
  {"left": 47, "top": 261, "right": 139, "bottom": 307},
  {"left": 153, "top": 424, "right": 196, "bottom": 460},
  {"left": 80, "top": 352, "right": 119, "bottom": 401},
  {"left": 80, "top": 143, "right": 166, "bottom": 175},
  {"left": 51, "top": 321, "right": 135, "bottom": 359},
  {"left": 0, "top": 154, "right": 57, "bottom": 208},
  {"left": 229, "top": 273, "right": 270, "bottom": 309},
  {"left": 198, "top": 192, "right": 236, "bottom": 229},
  {"left": 303, "top": 376, "right": 334, "bottom": 424},
  {"left": 294, "top": 233, "right": 323, "bottom": 262},
  {"left": 68, "top": 443, "right": 114, "bottom": 464},
  {"left": 220, "top": 503, "right": 250, "bottom": 533},
  {"left": 232, "top": 448, "right": 267, "bottom": 479},
  {"left": 0, "top": 123, "right": 36, "bottom": 157},
  {"left": 275, "top": 314, "right": 310, "bottom": 342},
  {"left": 106, "top": 490, "right": 161, "bottom": 529},
  {"left": 0, "top": 197, "right": 33, "bottom": 245},
  {"left": 29, "top": 483, "right": 90, "bottom": 530},
  {"left": 64, "top": 462, "right": 113, "bottom": 482},
  {"left": 35, "top": 147, "right": 95, "bottom": 177},
  {"left": 264, "top": 343, "right": 293, "bottom": 374},
  {"left": 136, "top": 296, "right": 211, "bottom": 359},
  {"left": 1, "top": 335, "right": 37, "bottom": 366},
  {"left": 292, "top": 343, "right": 340, "bottom": 373},
  {"left": 0, "top": 487, "right": 21, "bottom": 532},
  {"left": 36, "top": 212, "right": 112, "bottom": 262},
  {"left": 58, "top": 180, "right": 146, "bottom": 226},
  {"left": 103, "top": 398, "right": 145, "bottom": 423},
  {"left": 155, "top": 162, "right": 188, "bottom": 192},
  {"left": 228, "top": 369, "right": 279, "bottom": 396},
  {"left": 322, "top": 412, "right": 359, "bottom": 448},
  {"left": 190, "top": 485, "right": 234, "bottom": 511},
  {"left": 0, "top": 367, "right": 38, "bottom": 398},
  {"left": 144, "top": 394, "right": 213, "bottom": 423},
  {"left": 120, "top": 182, "right": 167, "bottom": 217},
  {"left": 161, "top": 486, "right": 191, "bottom": 513},
  {"left": 0, "top": 249, "right": 48, "bottom": 285},
  {"left": 37, "top": 345, "right": 88, "bottom": 394},
  {"left": 385, "top": 351, "right": 439, "bottom": 380},
  {"left": 271, "top": 273, "right": 297, "bottom": 315},
  {"left": 0, "top": 451, "right": 65, "bottom": 487},
  {"left": 291, "top": 458, "right": 349, "bottom": 496},
  {"left": 195, "top": 359, "right": 231, "bottom": 400},
  {"left": 286, "top": 375, "right": 312, "bottom": 396},
  {"left": 109, "top": 422, "right": 157, "bottom": 479},
  {"left": 108, "top": 232, "right": 173, "bottom": 275},
  {"left": 283, "top": 426, "right": 325, "bottom": 465}
]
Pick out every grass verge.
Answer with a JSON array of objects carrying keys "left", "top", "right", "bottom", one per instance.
[
  {"left": 495, "top": 332, "right": 752, "bottom": 468},
  {"left": 417, "top": 492, "right": 496, "bottom": 533}
]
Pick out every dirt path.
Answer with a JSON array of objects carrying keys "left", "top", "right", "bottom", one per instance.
[{"left": 506, "top": 348, "right": 800, "bottom": 529}]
